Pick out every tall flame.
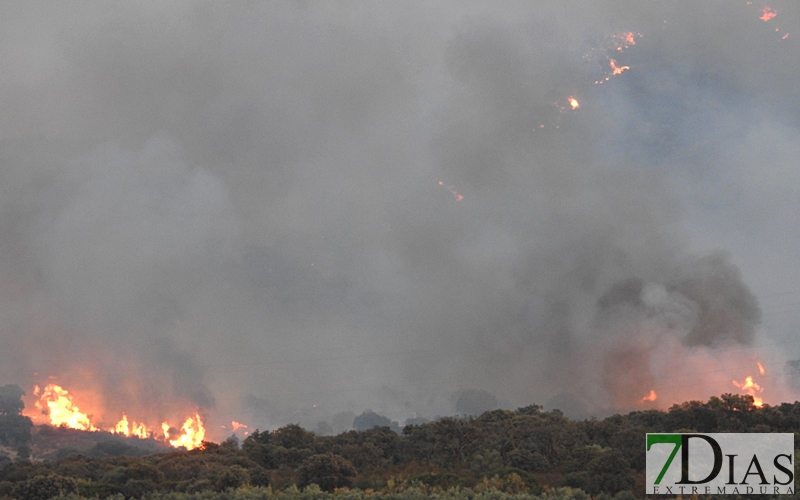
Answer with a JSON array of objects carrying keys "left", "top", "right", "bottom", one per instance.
[
  {"left": 732, "top": 375, "right": 763, "bottom": 407},
  {"left": 112, "top": 414, "right": 150, "bottom": 440},
  {"left": 34, "top": 384, "right": 97, "bottom": 431},
  {"left": 30, "top": 383, "right": 207, "bottom": 450},
  {"left": 166, "top": 413, "right": 206, "bottom": 450}
]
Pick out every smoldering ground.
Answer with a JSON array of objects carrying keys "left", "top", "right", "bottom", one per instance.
[{"left": 0, "top": 1, "right": 798, "bottom": 434}]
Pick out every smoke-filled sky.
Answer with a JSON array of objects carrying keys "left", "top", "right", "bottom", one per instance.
[{"left": 1, "top": 1, "right": 800, "bottom": 436}]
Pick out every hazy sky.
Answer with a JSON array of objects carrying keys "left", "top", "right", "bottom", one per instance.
[{"left": 1, "top": 1, "right": 799, "bottom": 436}]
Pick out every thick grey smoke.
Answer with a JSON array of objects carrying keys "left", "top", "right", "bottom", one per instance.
[{"left": 0, "top": 1, "right": 797, "bottom": 434}]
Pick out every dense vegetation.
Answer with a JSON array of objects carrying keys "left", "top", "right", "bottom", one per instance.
[{"left": 1, "top": 388, "right": 799, "bottom": 499}]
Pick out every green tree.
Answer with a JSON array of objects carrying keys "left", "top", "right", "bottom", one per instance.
[
  {"left": 297, "top": 452, "right": 357, "bottom": 492},
  {"left": 0, "top": 385, "right": 32, "bottom": 448},
  {"left": 0, "top": 385, "right": 25, "bottom": 416},
  {"left": 10, "top": 474, "right": 77, "bottom": 500}
]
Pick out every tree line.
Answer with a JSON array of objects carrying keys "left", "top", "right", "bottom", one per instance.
[{"left": 1, "top": 386, "right": 799, "bottom": 499}]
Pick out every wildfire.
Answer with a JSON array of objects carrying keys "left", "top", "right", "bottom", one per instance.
[
  {"left": 231, "top": 420, "right": 248, "bottom": 432},
  {"left": 760, "top": 7, "right": 777, "bottom": 21},
  {"left": 112, "top": 414, "right": 150, "bottom": 440},
  {"left": 758, "top": 362, "right": 765, "bottom": 375},
  {"left": 568, "top": 96, "right": 580, "bottom": 110},
  {"left": 164, "top": 413, "right": 206, "bottom": 450},
  {"left": 640, "top": 389, "right": 657, "bottom": 402},
  {"left": 732, "top": 375, "right": 764, "bottom": 407},
  {"left": 34, "top": 384, "right": 97, "bottom": 431},
  {"left": 30, "top": 383, "right": 207, "bottom": 450}
]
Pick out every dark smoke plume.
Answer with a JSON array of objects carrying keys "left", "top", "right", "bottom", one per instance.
[{"left": 0, "top": 2, "right": 796, "bottom": 432}]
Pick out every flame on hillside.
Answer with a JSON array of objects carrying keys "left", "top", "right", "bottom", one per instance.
[
  {"left": 29, "top": 383, "right": 206, "bottom": 450},
  {"left": 34, "top": 384, "right": 97, "bottom": 432}
]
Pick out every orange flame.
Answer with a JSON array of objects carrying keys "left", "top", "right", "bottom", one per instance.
[
  {"left": 732, "top": 375, "right": 763, "bottom": 407},
  {"left": 232, "top": 420, "right": 248, "bottom": 432},
  {"left": 166, "top": 413, "right": 206, "bottom": 450},
  {"left": 111, "top": 414, "right": 150, "bottom": 439},
  {"left": 568, "top": 96, "right": 580, "bottom": 110},
  {"left": 34, "top": 384, "right": 97, "bottom": 431},
  {"left": 31, "top": 383, "right": 207, "bottom": 449},
  {"left": 757, "top": 362, "right": 765, "bottom": 375},
  {"left": 609, "top": 59, "right": 630, "bottom": 76},
  {"left": 760, "top": 7, "right": 777, "bottom": 21},
  {"left": 640, "top": 389, "right": 657, "bottom": 402}
]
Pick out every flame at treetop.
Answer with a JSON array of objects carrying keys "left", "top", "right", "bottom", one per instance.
[
  {"left": 568, "top": 96, "right": 580, "bottom": 110},
  {"left": 732, "top": 369, "right": 764, "bottom": 407},
  {"left": 640, "top": 389, "right": 657, "bottom": 402},
  {"left": 29, "top": 383, "right": 206, "bottom": 450}
]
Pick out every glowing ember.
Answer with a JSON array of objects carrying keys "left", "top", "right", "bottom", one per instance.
[
  {"left": 732, "top": 375, "right": 763, "bottom": 407},
  {"left": 610, "top": 31, "right": 640, "bottom": 51},
  {"left": 232, "top": 420, "right": 248, "bottom": 432},
  {"left": 623, "top": 32, "right": 636, "bottom": 45},
  {"left": 587, "top": 32, "right": 640, "bottom": 85},
  {"left": 609, "top": 59, "right": 630, "bottom": 76},
  {"left": 438, "top": 181, "right": 464, "bottom": 201},
  {"left": 568, "top": 96, "right": 580, "bottom": 110},
  {"left": 760, "top": 7, "right": 777, "bottom": 21},
  {"left": 758, "top": 362, "right": 765, "bottom": 375},
  {"left": 782, "top": 33, "right": 789, "bottom": 40},
  {"left": 166, "top": 413, "right": 206, "bottom": 450},
  {"left": 34, "top": 384, "right": 97, "bottom": 431},
  {"left": 640, "top": 389, "right": 657, "bottom": 402}
]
